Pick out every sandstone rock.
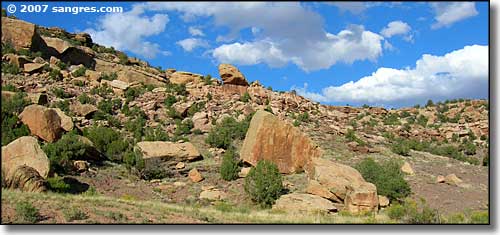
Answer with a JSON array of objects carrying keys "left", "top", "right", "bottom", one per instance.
[
  {"left": 23, "top": 63, "right": 45, "bottom": 73},
  {"left": 306, "top": 158, "right": 378, "bottom": 214},
  {"left": 1, "top": 17, "right": 40, "bottom": 51},
  {"left": 173, "top": 181, "right": 187, "bottom": 187},
  {"left": 306, "top": 180, "right": 341, "bottom": 202},
  {"left": 445, "top": 174, "right": 463, "bottom": 186},
  {"left": 27, "top": 93, "right": 48, "bottom": 105},
  {"left": 273, "top": 193, "right": 337, "bottom": 214},
  {"left": 169, "top": 71, "right": 203, "bottom": 85},
  {"left": 85, "top": 70, "right": 101, "bottom": 81},
  {"left": 19, "top": 105, "right": 62, "bottom": 142},
  {"left": 240, "top": 110, "right": 322, "bottom": 173},
  {"left": 401, "top": 161, "right": 414, "bottom": 175},
  {"left": 42, "top": 36, "right": 72, "bottom": 54},
  {"left": 1, "top": 136, "right": 50, "bottom": 180},
  {"left": 221, "top": 84, "right": 248, "bottom": 96},
  {"left": 238, "top": 167, "right": 251, "bottom": 178},
  {"left": 73, "top": 160, "right": 89, "bottom": 172},
  {"left": 136, "top": 141, "right": 202, "bottom": 167},
  {"left": 2, "top": 165, "right": 47, "bottom": 192},
  {"left": 436, "top": 175, "right": 446, "bottom": 183},
  {"left": 188, "top": 168, "right": 203, "bottom": 182},
  {"left": 378, "top": 195, "right": 390, "bottom": 207},
  {"left": 70, "top": 103, "right": 98, "bottom": 119},
  {"left": 175, "top": 162, "right": 186, "bottom": 169},
  {"left": 192, "top": 112, "right": 211, "bottom": 132},
  {"left": 74, "top": 33, "right": 92, "bottom": 45},
  {"left": 110, "top": 80, "right": 129, "bottom": 90},
  {"left": 52, "top": 108, "right": 74, "bottom": 131},
  {"left": 199, "top": 188, "right": 227, "bottom": 201},
  {"left": 218, "top": 64, "right": 248, "bottom": 86},
  {"left": 2, "top": 53, "right": 31, "bottom": 68}
]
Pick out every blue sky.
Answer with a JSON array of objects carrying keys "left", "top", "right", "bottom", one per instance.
[{"left": 2, "top": 1, "right": 489, "bottom": 108}]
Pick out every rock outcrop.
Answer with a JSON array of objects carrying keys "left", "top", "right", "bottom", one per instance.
[
  {"left": 273, "top": 193, "right": 337, "bottom": 214},
  {"left": 136, "top": 141, "right": 202, "bottom": 168},
  {"left": 240, "top": 110, "right": 322, "bottom": 173},
  {"left": 218, "top": 64, "right": 249, "bottom": 86},
  {"left": 169, "top": 71, "right": 203, "bottom": 85},
  {"left": 19, "top": 105, "right": 63, "bottom": 142},
  {"left": 1, "top": 17, "right": 43, "bottom": 51}
]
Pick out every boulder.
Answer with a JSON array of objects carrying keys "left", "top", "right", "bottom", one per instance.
[
  {"left": 2, "top": 165, "right": 47, "bottom": 193},
  {"left": 169, "top": 71, "right": 203, "bottom": 85},
  {"left": 70, "top": 103, "right": 98, "bottom": 119},
  {"left": 199, "top": 188, "right": 227, "bottom": 201},
  {"left": 23, "top": 63, "right": 45, "bottom": 73},
  {"left": 192, "top": 112, "right": 211, "bottom": 132},
  {"left": 73, "top": 160, "right": 89, "bottom": 172},
  {"left": 110, "top": 80, "right": 129, "bottom": 90},
  {"left": 1, "top": 17, "right": 41, "bottom": 51},
  {"left": 240, "top": 110, "right": 322, "bottom": 173},
  {"left": 273, "top": 193, "right": 337, "bottom": 214},
  {"left": 445, "top": 174, "right": 463, "bottom": 186},
  {"left": 136, "top": 141, "right": 202, "bottom": 167},
  {"left": 188, "top": 168, "right": 203, "bottom": 183},
  {"left": 1, "top": 136, "right": 50, "bottom": 180},
  {"left": 51, "top": 108, "right": 73, "bottom": 131},
  {"left": 401, "top": 161, "right": 414, "bottom": 175},
  {"left": 19, "top": 105, "right": 62, "bottom": 142},
  {"left": 27, "top": 93, "right": 48, "bottom": 105},
  {"left": 306, "top": 180, "right": 342, "bottom": 202},
  {"left": 218, "top": 64, "right": 249, "bottom": 86},
  {"left": 175, "top": 162, "right": 186, "bottom": 169},
  {"left": 436, "top": 175, "right": 446, "bottom": 183},
  {"left": 116, "top": 68, "right": 164, "bottom": 86},
  {"left": 238, "top": 167, "right": 251, "bottom": 178},
  {"left": 378, "top": 195, "right": 390, "bottom": 207},
  {"left": 306, "top": 158, "right": 378, "bottom": 214},
  {"left": 41, "top": 36, "right": 72, "bottom": 54},
  {"left": 220, "top": 84, "right": 248, "bottom": 96},
  {"left": 2, "top": 53, "right": 32, "bottom": 68}
]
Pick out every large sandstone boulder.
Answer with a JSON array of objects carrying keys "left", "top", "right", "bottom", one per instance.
[
  {"left": 19, "top": 105, "right": 62, "bottom": 142},
  {"left": 42, "top": 36, "right": 96, "bottom": 68},
  {"left": 240, "top": 110, "right": 322, "bottom": 173},
  {"left": 70, "top": 103, "right": 98, "bottom": 119},
  {"left": 1, "top": 17, "right": 42, "bottom": 51},
  {"left": 23, "top": 63, "right": 46, "bottom": 73},
  {"left": 41, "top": 36, "right": 72, "bottom": 54},
  {"left": 169, "top": 71, "right": 203, "bottom": 85},
  {"left": 2, "top": 165, "right": 47, "bottom": 192},
  {"left": 1, "top": 136, "right": 50, "bottom": 181},
  {"left": 51, "top": 108, "right": 73, "bottom": 131},
  {"left": 273, "top": 193, "right": 337, "bottom": 214},
  {"left": 218, "top": 64, "right": 249, "bottom": 86},
  {"left": 136, "top": 141, "right": 202, "bottom": 168},
  {"left": 306, "top": 158, "right": 378, "bottom": 214}
]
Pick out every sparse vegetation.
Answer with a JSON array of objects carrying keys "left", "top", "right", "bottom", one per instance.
[
  {"left": 206, "top": 115, "right": 252, "bottom": 149},
  {"left": 220, "top": 148, "right": 240, "bottom": 181},
  {"left": 244, "top": 160, "right": 283, "bottom": 207},
  {"left": 43, "top": 132, "right": 94, "bottom": 174},
  {"left": 15, "top": 201, "right": 40, "bottom": 223},
  {"left": 71, "top": 67, "right": 86, "bottom": 77}
]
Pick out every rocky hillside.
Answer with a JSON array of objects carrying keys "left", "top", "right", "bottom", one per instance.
[{"left": 1, "top": 16, "right": 489, "bottom": 224}]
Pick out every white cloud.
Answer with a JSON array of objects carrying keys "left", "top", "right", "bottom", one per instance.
[
  {"left": 131, "top": 2, "right": 385, "bottom": 71},
  {"left": 85, "top": 10, "right": 169, "bottom": 59},
  {"left": 294, "top": 45, "right": 488, "bottom": 106},
  {"left": 176, "top": 38, "right": 209, "bottom": 52},
  {"left": 188, "top": 26, "right": 205, "bottom": 37},
  {"left": 380, "top": 21, "right": 411, "bottom": 38},
  {"left": 431, "top": 2, "right": 478, "bottom": 29}
]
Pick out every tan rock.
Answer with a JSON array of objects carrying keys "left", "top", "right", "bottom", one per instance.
[
  {"left": 1, "top": 136, "right": 50, "bottom": 180},
  {"left": 436, "top": 175, "right": 446, "bottom": 183},
  {"left": 199, "top": 189, "right": 227, "bottom": 201},
  {"left": 169, "top": 71, "right": 203, "bottom": 85},
  {"left": 2, "top": 53, "right": 31, "bottom": 68},
  {"left": 238, "top": 167, "right": 251, "bottom": 178},
  {"left": 173, "top": 181, "right": 187, "bottom": 187},
  {"left": 110, "top": 80, "right": 129, "bottom": 90},
  {"left": 240, "top": 110, "right": 322, "bottom": 173},
  {"left": 27, "top": 93, "right": 48, "bottom": 105},
  {"left": 218, "top": 64, "right": 249, "bottom": 86},
  {"left": 188, "top": 168, "right": 203, "bottom": 182},
  {"left": 1, "top": 17, "right": 39, "bottom": 50},
  {"left": 51, "top": 108, "right": 73, "bottom": 131},
  {"left": 70, "top": 103, "right": 98, "bottom": 119},
  {"left": 42, "top": 36, "right": 72, "bottom": 54},
  {"left": 73, "top": 160, "right": 89, "bottom": 172},
  {"left": 273, "top": 193, "right": 337, "bottom": 214},
  {"left": 175, "top": 162, "right": 186, "bottom": 169},
  {"left": 3, "top": 165, "right": 47, "bottom": 192},
  {"left": 306, "top": 180, "right": 342, "bottom": 202},
  {"left": 378, "top": 195, "right": 390, "bottom": 207},
  {"left": 445, "top": 174, "right": 463, "bottom": 186},
  {"left": 344, "top": 183, "right": 378, "bottom": 214},
  {"left": 23, "top": 63, "right": 45, "bottom": 73},
  {"left": 136, "top": 141, "right": 202, "bottom": 167},
  {"left": 85, "top": 70, "right": 101, "bottom": 81},
  {"left": 401, "top": 161, "right": 414, "bottom": 175},
  {"left": 19, "top": 105, "right": 62, "bottom": 142}
]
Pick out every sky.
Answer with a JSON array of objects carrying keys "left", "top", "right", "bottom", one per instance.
[{"left": 2, "top": 1, "right": 489, "bottom": 108}]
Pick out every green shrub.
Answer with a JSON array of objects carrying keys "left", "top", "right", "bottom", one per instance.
[
  {"left": 117, "top": 52, "right": 128, "bottom": 65},
  {"left": 404, "top": 199, "right": 440, "bottom": 224},
  {"left": 386, "top": 203, "right": 406, "bottom": 220},
  {"left": 355, "top": 158, "right": 411, "bottom": 201},
  {"left": 244, "top": 160, "right": 283, "bottom": 207},
  {"left": 164, "top": 95, "right": 177, "bottom": 108},
  {"left": 416, "top": 115, "right": 428, "bottom": 127},
  {"left": 15, "top": 201, "right": 40, "bottom": 223},
  {"left": 2, "top": 83, "right": 19, "bottom": 92},
  {"left": 141, "top": 165, "right": 170, "bottom": 180},
  {"left": 56, "top": 61, "right": 67, "bottom": 70},
  {"left": 293, "top": 120, "right": 300, "bottom": 127},
  {"left": 125, "top": 115, "right": 147, "bottom": 141},
  {"left": 42, "top": 132, "right": 93, "bottom": 173},
  {"left": 187, "top": 102, "right": 205, "bottom": 117},
  {"left": 49, "top": 68, "right": 62, "bottom": 81},
  {"left": 52, "top": 87, "right": 71, "bottom": 98},
  {"left": 203, "top": 74, "right": 213, "bottom": 85},
  {"left": 100, "top": 72, "right": 117, "bottom": 81},
  {"left": 46, "top": 176, "right": 71, "bottom": 193},
  {"left": 83, "top": 126, "right": 120, "bottom": 153},
  {"left": 2, "top": 42, "right": 17, "bottom": 54},
  {"left": 206, "top": 115, "right": 252, "bottom": 149},
  {"left": 383, "top": 113, "right": 401, "bottom": 125},
  {"left": 97, "top": 98, "right": 121, "bottom": 115},
  {"left": 220, "top": 149, "right": 239, "bottom": 181},
  {"left": 297, "top": 112, "right": 310, "bottom": 122},
  {"left": 1, "top": 92, "right": 30, "bottom": 145},
  {"left": 144, "top": 126, "right": 169, "bottom": 141},
  {"left": 90, "top": 84, "right": 113, "bottom": 98},
  {"left": 470, "top": 211, "right": 489, "bottom": 224},
  {"left": 78, "top": 93, "right": 95, "bottom": 104},
  {"left": 105, "top": 139, "right": 129, "bottom": 161},
  {"left": 53, "top": 99, "right": 70, "bottom": 113},
  {"left": 124, "top": 86, "right": 144, "bottom": 102},
  {"left": 63, "top": 207, "right": 88, "bottom": 222},
  {"left": 2, "top": 62, "right": 20, "bottom": 74},
  {"left": 391, "top": 140, "right": 411, "bottom": 156},
  {"left": 345, "top": 129, "right": 366, "bottom": 146},
  {"left": 165, "top": 83, "right": 187, "bottom": 96},
  {"left": 425, "top": 99, "right": 434, "bottom": 107},
  {"left": 174, "top": 119, "right": 193, "bottom": 136},
  {"left": 240, "top": 92, "right": 251, "bottom": 103},
  {"left": 461, "top": 141, "right": 477, "bottom": 155},
  {"left": 71, "top": 67, "right": 86, "bottom": 77}
]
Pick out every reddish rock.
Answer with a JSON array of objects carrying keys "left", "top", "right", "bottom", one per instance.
[
  {"left": 218, "top": 64, "right": 249, "bottom": 86},
  {"left": 188, "top": 168, "right": 204, "bottom": 183},
  {"left": 19, "top": 105, "right": 62, "bottom": 142}
]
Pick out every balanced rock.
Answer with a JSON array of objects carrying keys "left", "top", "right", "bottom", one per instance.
[
  {"left": 273, "top": 193, "right": 337, "bottom": 214},
  {"left": 306, "top": 158, "right": 378, "bottom": 214},
  {"left": 169, "top": 71, "right": 203, "bottom": 85},
  {"left": 19, "top": 105, "right": 62, "bottom": 142},
  {"left": 218, "top": 64, "right": 248, "bottom": 86},
  {"left": 240, "top": 110, "right": 322, "bottom": 173},
  {"left": 188, "top": 168, "right": 203, "bottom": 183},
  {"left": 238, "top": 167, "right": 251, "bottom": 178},
  {"left": 1, "top": 136, "right": 50, "bottom": 181},
  {"left": 136, "top": 141, "right": 202, "bottom": 168}
]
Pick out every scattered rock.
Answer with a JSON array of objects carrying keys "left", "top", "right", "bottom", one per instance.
[
  {"left": 240, "top": 110, "right": 322, "bottom": 173},
  {"left": 27, "top": 93, "right": 48, "bottom": 105},
  {"left": 173, "top": 181, "right": 187, "bottom": 187},
  {"left": 199, "top": 188, "right": 227, "bottom": 201},
  {"left": 19, "top": 104, "right": 62, "bottom": 142},
  {"left": 444, "top": 174, "right": 463, "bottom": 186},
  {"left": 188, "top": 168, "right": 204, "bottom": 183},
  {"left": 110, "top": 80, "right": 129, "bottom": 90},
  {"left": 2, "top": 53, "right": 31, "bottom": 68},
  {"left": 238, "top": 167, "right": 251, "bottom": 178},
  {"left": 218, "top": 64, "right": 249, "bottom": 86},
  {"left": 401, "top": 161, "right": 415, "bottom": 175},
  {"left": 378, "top": 195, "right": 390, "bottom": 207},
  {"left": 436, "top": 175, "right": 446, "bottom": 183},
  {"left": 1, "top": 136, "right": 50, "bottom": 180},
  {"left": 73, "top": 160, "right": 89, "bottom": 172},
  {"left": 175, "top": 162, "right": 186, "bottom": 169},
  {"left": 70, "top": 103, "right": 98, "bottom": 119},
  {"left": 273, "top": 193, "right": 337, "bottom": 214},
  {"left": 23, "top": 63, "right": 45, "bottom": 73}
]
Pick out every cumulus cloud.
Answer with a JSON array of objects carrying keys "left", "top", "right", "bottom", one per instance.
[
  {"left": 84, "top": 10, "right": 169, "bottom": 59},
  {"left": 431, "top": 2, "right": 478, "bottom": 29},
  {"left": 380, "top": 21, "right": 411, "bottom": 38},
  {"left": 294, "top": 45, "right": 488, "bottom": 106},
  {"left": 131, "top": 2, "right": 385, "bottom": 71},
  {"left": 176, "top": 38, "right": 209, "bottom": 52},
  {"left": 188, "top": 26, "right": 205, "bottom": 37}
]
